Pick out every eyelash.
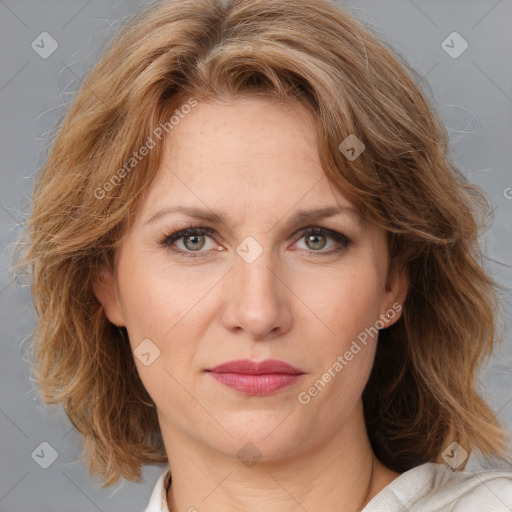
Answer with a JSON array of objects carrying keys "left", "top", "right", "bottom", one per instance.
[{"left": 158, "top": 225, "right": 352, "bottom": 259}]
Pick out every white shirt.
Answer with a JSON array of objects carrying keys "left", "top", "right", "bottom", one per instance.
[{"left": 143, "top": 462, "right": 512, "bottom": 511}]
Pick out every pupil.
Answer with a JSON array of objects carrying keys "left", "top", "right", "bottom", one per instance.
[
  {"left": 185, "top": 234, "right": 204, "bottom": 250},
  {"left": 307, "top": 234, "right": 325, "bottom": 250}
]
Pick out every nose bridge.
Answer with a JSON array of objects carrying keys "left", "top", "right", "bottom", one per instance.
[
  {"left": 221, "top": 233, "right": 291, "bottom": 338},
  {"left": 234, "top": 234, "right": 281, "bottom": 301}
]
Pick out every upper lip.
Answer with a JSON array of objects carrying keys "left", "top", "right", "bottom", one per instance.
[{"left": 207, "top": 359, "right": 304, "bottom": 375}]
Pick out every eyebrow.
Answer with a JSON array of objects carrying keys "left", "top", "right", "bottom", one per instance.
[{"left": 144, "top": 205, "right": 359, "bottom": 228}]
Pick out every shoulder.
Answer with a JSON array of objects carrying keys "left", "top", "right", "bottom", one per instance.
[
  {"left": 364, "top": 462, "right": 512, "bottom": 512},
  {"left": 407, "top": 462, "right": 512, "bottom": 511},
  {"left": 442, "top": 465, "right": 512, "bottom": 511}
]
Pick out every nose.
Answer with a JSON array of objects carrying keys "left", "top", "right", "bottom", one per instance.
[{"left": 220, "top": 242, "right": 293, "bottom": 340}]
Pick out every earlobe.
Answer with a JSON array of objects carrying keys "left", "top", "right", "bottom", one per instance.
[{"left": 92, "top": 264, "right": 126, "bottom": 327}]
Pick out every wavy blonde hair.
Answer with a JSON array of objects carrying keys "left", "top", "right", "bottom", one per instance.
[{"left": 16, "top": 0, "right": 510, "bottom": 486}]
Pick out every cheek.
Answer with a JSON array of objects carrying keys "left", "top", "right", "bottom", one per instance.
[
  {"left": 294, "top": 258, "right": 384, "bottom": 349},
  {"left": 116, "top": 248, "right": 195, "bottom": 338},
  {"left": 119, "top": 276, "right": 175, "bottom": 340},
  {"left": 295, "top": 263, "right": 384, "bottom": 414},
  {"left": 116, "top": 251, "right": 216, "bottom": 376},
  {"left": 116, "top": 264, "right": 195, "bottom": 404}
]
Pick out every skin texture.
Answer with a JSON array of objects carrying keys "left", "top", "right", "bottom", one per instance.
[{"left": 94, "top": 97, "right": 408, "bottom": 511}]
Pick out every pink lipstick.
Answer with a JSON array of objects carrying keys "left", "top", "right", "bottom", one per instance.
[{"left": 206, "top": 359, "right": 304, "bottom": 395}]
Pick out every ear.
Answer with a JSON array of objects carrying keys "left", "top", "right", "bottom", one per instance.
[
  {"left": 92, "top": 263, "right": 126, "bottom": 327},
  {"left": 381, "top": 264, "right": 408, "bottom": 327}
]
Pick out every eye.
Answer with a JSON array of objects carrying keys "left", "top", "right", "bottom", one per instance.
[
  {"left": 159, "top": 226, "right": 217, "bottom": 258},
  {"left": 159, "top": 225, "right": 352, "bottom": 258},
  {"left": 293, "top": 226, "right": 352, "bottom": 255}
]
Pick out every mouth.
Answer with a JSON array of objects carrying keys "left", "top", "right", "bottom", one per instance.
[{"left": 205, "top": 359, "right": 305, "bottom": 395}]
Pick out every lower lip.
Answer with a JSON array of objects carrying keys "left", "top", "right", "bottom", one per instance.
[{"left": 208, "top": 372, "right": 302, "bottom": 395}]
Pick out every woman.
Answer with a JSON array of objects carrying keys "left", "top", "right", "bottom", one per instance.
[{"left": 17, "top": 0, "right": 512, "bottom": 510}]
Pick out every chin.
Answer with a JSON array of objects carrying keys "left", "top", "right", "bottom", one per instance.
[{"left": 209, "top": 412, "right": 307, "bottom": 459}]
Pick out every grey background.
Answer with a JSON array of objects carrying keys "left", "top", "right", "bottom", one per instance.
[{"left": 1, "top": 0, "right": 511, "bottom": 510}]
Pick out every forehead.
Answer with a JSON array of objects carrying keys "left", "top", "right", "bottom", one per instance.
[{"left": 138, "top": 98, "right": 356, "bottom": 221}]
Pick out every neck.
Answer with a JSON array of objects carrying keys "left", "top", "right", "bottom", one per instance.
[{"left": 160, "top": 401, "right": 400, "bottom": 512}]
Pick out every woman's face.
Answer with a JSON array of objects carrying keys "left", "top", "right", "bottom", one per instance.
[{"left": 95, "top": 97, "right": 407, "bottom": 461}]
